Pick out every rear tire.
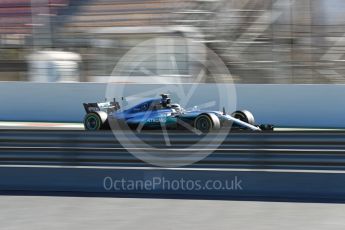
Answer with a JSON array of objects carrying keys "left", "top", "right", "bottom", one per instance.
[{"left": 84, "top": 112, "right": 108, "bottom": 131}]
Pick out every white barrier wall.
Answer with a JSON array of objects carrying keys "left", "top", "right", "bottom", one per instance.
[{"left": 0, "top": 82, "right": 344, "bottom": 128}]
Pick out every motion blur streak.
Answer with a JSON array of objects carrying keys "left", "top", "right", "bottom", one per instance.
[{"left": 1, "top": 0, "right": 345, "bottom": 83}]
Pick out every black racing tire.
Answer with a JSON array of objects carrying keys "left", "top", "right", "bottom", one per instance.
[
  {"left": 84, "top": 111, "right": 108, "bottom": 131},
  {"left": 231, "top": 110, "right": 255, "bottom": 126},
  {"left": 194, "top": 114, "right": 220, "bottom": 133}
]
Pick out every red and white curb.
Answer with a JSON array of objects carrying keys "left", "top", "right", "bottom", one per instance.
[{"left": 0, "top": 122, "right": 84, "bottom": 130}]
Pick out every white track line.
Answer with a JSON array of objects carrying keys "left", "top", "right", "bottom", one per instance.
[
  {"left": 1, "top": 146, "right": 345, "bottom": 152},
  {"left": 0, "top": 164, "right": 344, "bottom": 174}
]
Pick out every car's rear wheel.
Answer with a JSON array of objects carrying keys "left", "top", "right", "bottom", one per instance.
[
  {"left": 231, "top": 110, "right": 255, "bottom": 125},
  {"left": 84, "top": 113, "right": 102, "bottom": 131}
]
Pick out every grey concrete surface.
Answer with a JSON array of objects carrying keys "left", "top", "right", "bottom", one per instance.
[{"left": 0, "top": 196, "right": 345, "bottom": 230}]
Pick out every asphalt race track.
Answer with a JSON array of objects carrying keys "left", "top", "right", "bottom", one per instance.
[{"left": 1, "top": 195, "right": 345, "bottom": 230}]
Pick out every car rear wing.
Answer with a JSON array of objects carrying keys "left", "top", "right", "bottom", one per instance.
[{"left": 83, "top": 99, "right": 120, "bottom": 114}]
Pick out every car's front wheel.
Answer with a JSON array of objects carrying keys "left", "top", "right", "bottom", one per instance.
[
  {"left": 231, "top": 110, "right": 255, "bottom": 126},
  {"left": 195, "top": 115, "right": 212, "bottom": 132},
  {"left": 194, "top": 114, "right": 220, "bottom": 133}
]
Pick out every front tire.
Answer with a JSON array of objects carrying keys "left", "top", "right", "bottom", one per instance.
[
  {"left": 231, "top": 110, "right": 255, "bottom": 126},
  {"left": 195, "top": 115, "right": 212, "bottom": 132},
  {"left": 194, "top": 114, "right": 220, "bottom": 133}
]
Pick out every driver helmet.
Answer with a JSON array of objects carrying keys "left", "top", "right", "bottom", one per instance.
[{"left": 171, "top": 103, "right": 182, "bottom": 112}]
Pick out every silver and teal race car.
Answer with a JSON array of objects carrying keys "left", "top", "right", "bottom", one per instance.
[{"left": 83, "top": 94, "right": 273, "bottom": 132}]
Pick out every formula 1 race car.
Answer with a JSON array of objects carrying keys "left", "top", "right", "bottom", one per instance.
[{"left": 83, "top": 94, "right": 273, "bottom": 132}]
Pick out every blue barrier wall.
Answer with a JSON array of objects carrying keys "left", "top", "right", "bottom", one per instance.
[
  {"left": 0, "top": 82, "right": 344, "bottom": 128},
  {"left": 1, "top": 166, "right": 344, "bottom": 201}
]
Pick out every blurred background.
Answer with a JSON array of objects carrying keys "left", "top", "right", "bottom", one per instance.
[{"left": 1, "top": 0, "right": 345, "bottom": 83}]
